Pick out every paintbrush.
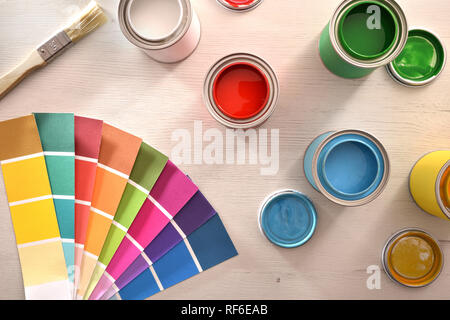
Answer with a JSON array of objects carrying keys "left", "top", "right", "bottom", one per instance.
[{"left": 0, "top": 1, "right": 107, "bottom": 100}]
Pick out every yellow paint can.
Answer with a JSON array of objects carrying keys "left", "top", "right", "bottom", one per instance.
[{"left": 409, "top": 151, "right": 450, "bottom": 220}]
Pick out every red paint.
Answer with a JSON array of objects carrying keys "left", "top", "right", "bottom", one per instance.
[
  {"left": 224, "top": 0, "right": 256, "bottom": 7},
  {"left": 213, "top": 62, "right": 269, "bottom": 120}
]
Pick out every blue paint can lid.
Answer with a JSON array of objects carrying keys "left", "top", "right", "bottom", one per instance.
[{"left": 258, "top": 190, "right": 317, "bottom": 248}]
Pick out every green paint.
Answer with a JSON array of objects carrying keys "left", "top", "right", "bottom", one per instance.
[
  {"left": 54, "top": 199, "right": 75, "bottom": 238},
  {"left": 45, "top": 156, "right": 75, "bottom": 195},
  {"left": 129, "top": 142, "right": 168, "bottom": 191},
  {"left": 319, "top": 23, "right": 375, "bottom": 78},
  {"left": 99, "top": 226, "right": 127, "bottom": 264},
  {"left": 392, "top": 29, "right": 445, "bottom": 82},
  {"left": 114, "top": 184, "right": 148, "bottom": 227},
  {"left": 338, "top": 1, "right": 398, "bottom": 60}
]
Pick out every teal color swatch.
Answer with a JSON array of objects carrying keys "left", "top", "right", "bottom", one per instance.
[{"left": 34, "top": 113, "right": 75, "bottom": 287}]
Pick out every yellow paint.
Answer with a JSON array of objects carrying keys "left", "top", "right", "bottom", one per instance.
[
  {"left": 391, "top": 236, "right": 434, "bottom": 279},
  {"left": 18, "top": 240, "right": 68, "bottom": 287},
  {"left": 10, "top": 198, "right": 61, "bottom": 244},
  {"left": 386, "top": 230, "right": 443, "bottom": 287},
  {"left": 1, "top": 156, "right": 52, "bottom": 202},
  {"left": 410, "top": 151, "right": 450, "bottom": 220}
]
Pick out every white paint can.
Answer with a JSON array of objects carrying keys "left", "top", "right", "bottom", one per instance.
[{"left": 118, "top": 0, "right": 201, "bottom": 63}]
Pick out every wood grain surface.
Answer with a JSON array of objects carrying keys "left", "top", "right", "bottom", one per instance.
[{"left": 0, "top": 0, "right": 449, "bottom": 300}]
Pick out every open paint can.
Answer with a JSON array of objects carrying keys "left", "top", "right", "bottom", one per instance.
[
  {"left": 409, "top": 151, "right": 450, "bottom": 220},
  {"left": 304, "top": 130, "right": 390, "bottom": 206},
  {"left": 382, "top": 228, "right": 443, "bottom": 287},
  {"left": 203, "top": 53, "right": 279, "bottom": 128},
  {"left": 387, "top": 29, "right": 447, "bottom": 87},
  {"left": 118, "top": 0, "right": 201, "bottom": 63},
  {"left": 258, "top": 190, "right": 317, "bottom": 248},
  {"left": 216, "top": 0, "right": 263, "bottom": 12},
  {"left": 319, "top": 0, "right": 408, "bottom": 78}
]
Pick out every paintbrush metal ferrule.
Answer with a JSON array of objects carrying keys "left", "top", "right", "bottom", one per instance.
[{"left": 37, "top": 31, "right": 73, "bottom": 63}]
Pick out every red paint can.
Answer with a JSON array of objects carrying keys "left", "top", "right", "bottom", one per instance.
[{"left": 203, "top": 53, "right": 279, "bottom": 128}]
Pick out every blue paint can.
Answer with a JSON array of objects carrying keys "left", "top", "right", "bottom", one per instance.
[
  {"left": 304, "top": 130, "right": 390, "bottom": 206},
  {"left": 258, "top": 190, "right": 317, "bottom": 248}
]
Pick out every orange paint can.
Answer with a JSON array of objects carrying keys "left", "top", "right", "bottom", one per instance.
[{"left": 382, "top": 228, "right": 443, "bottom": 287}]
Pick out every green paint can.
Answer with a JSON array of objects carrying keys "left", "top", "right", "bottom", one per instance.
[
  {"left": 319, "top": 0, "right": 408, "bottom": 79},
  {"left": 386, "top": 29, "right": 447, "bottom": 87}
]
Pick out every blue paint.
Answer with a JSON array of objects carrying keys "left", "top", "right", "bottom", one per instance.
[
  {"left": 119, "top": 268, "right": 160, "bottom": 300},
  {"left": 260, "top": 191, "right": 317, "bottom": 248},
  {"left": 118, "top": 214, "right": 238, "bottom": 300},
  {"left": 188, "top": 215, "right": 238, "bottom": 270},
  {"left": 153, "top": 241, "right": 200, "bottom": 289},
  {"left": 317, "top": 134, "right": 384, "bottom": 201}
]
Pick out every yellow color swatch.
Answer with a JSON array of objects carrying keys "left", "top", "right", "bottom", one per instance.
[
  {"left": 10, "top": 198, "right": 61, "bottom": 244},
  {"left": 18, "top": 240, "right": 68, "bottom": 287},
  {"left": 1, "top": 156, "right": 52, "bottom": 202}
]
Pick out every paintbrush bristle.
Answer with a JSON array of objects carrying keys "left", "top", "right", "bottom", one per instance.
[{"left": 63, "top": 1, "right": 107, "bottom": 43}]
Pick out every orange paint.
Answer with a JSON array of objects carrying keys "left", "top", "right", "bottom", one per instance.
[
  {"left": 90, "top": 167, "right": 128, "bottom": 215},
  {"left": 84, "top": 212, "right": 112, "bottom": 255},
  {"left": 385, "top": 230, "right": 442, "bottom": 287},
  {"left": 213, "top": 62, "right": 269, "bottom": 120},
  {"left": 98, "top": 123, "right": 142, "bottom": 174}
]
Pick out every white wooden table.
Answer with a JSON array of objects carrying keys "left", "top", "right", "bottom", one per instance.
[{"left": 0, "top": 0, "right": 449, "bottom": 300}]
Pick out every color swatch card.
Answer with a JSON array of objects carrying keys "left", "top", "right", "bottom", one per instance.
[
  {"left": 34, "top": 113, "right": 75, "bottom": 289},
  {"left": 97, "top": 190, "right": 218, "bottom": 300},
  {"left": 0, "top": 115, "right": 70, "bottom": 300},
  {"left": 76, "top": 124, "right": 142, "bottom": 299},
  {"left": 73, "top": 116, "right": 103, "bottom": 297},
  {"left": 114, "top": 214, "right": 237, "bottom": 300},
  {"left": 84, "top": 142, "right": 168, "bottom": 299},
  {"left": 0, "top": 113, "right": 238, "bottom": 300},
  {"left": 89, "top": 161, "right": 198, "bottom": 299}
]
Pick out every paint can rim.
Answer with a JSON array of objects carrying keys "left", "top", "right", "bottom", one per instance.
[
  {"left": 435, "top": 160, "right": 450, "bottom": 219},
  {"left": 386, "top": 28, "right": 447, "bottom": 87},
  {"left": 310, "top": 129, "right": 390, "bottom": 206},
  {"left": 381, "top": 228, "right": 444, "bottom": 288},
  {"left": 118, "top": 0, "right": 193, "bottom": 51},
  {"left": 203, "top": 53, "right": 279, "bottom": 129},
  {"left": 216, "top": 0, "right": 264, "bottom": 12},
  {"left": 329, "top": 0, "right": 408, "bottom": 69},
  {"left": 257, "top": 189, "right": 317, "bottom": 248}
]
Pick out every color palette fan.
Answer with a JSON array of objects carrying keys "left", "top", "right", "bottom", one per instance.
[{"left": 0, "top": 114, "right": 238, "bottom": 300}]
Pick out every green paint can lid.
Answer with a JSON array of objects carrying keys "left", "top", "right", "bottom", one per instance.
[{"left": 387, "top": 29, "right": 446, "bottom": 86}]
